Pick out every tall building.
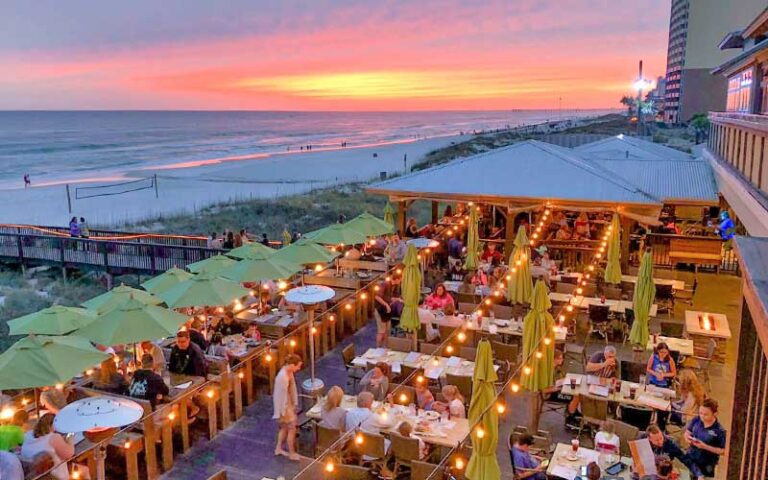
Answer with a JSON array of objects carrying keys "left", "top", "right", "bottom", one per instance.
[{"left": 663, "top": 0, "right": 766, "bottom": 123}]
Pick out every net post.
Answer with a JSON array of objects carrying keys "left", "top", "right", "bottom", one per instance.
[
  {"left": 65, "top": 184, "right": 72, "bottom": 213},
  {"left": 154, "top": 174, "right": 159, "bottom": 199}
]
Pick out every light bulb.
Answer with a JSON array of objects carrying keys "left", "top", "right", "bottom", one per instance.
[
  {"left": 457, "top": 332, "right": 467, "bottom": 342},
  {"left": 523, "top": 366, "right": 532, "bottom": 375},
  {"left": 455, "top": 457, "right": 465, "bottom": 470},
  {"left": 543, "top": 337, "right": 552, "bottom": 346},
  {"left": 325, "top": 460, "right": 335, "bottom": 473},
  {"left": 496, "top": 403, "right": 506, "bottom": 414},
  {"left": 355, "top": 432, "right": 364, "bottom": 445},
  {"left": 476, "top": 427, "right": 485, "bottom": 439},
  {"left": 535, "top": 351, "right": 543, "bottom": 359},
  {"left": 446, "top": 345, "right": 454, "bottom": 354},
  {"left": 265, "top": 353, "right": 273, "bottom": 362},
  {"left": 399, "top": 393, "right": 408, "bottom": 403},
  {"left": 416, "top": 375, "right": 425, "bottom": 384},
  {"left": 289, "top": 339, "right": 297, "bottom": 348},
  {"left": 511, "top": 383, "right": 520, "bottom": 393}
]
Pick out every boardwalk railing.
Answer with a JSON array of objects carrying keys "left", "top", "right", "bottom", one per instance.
[
  {"left": 0, "top": 230, "right": 220, "bottom": 274},
  {"left": 0, "top": 224, "right": 208, "bottom": 247}
]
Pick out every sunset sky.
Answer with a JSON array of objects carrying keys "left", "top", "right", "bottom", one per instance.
[{"left": 0, "top": 0, "right": 670, "bottom": 111}]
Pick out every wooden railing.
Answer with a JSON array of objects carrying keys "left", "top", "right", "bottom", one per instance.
[
  {"left": 540, "top": 239, "right": 600, "bottom": 270},
  {"left": 0, "top": 224, "right": 208, "bottom": 247},
  {"left": 646, "top": 233, "right": 738, "bottom": 272},
  {"left": 708, "top": 111, "right": 768, "bottom": 196},
  {"left": 0, "top": 231, "right": 220, "bottom": 274}
]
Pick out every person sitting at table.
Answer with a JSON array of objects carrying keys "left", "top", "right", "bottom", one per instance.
[
  {"left": 671, "top": 369, "right": 705, "bottom": 427},
  {"left": 344, "top": 391, "right": 374, "bottom": 432},
  {"left": 38, "top": 386, "right": 67, "bottom": 415},
  {"left": 244, "top": 323, "right": 262, "bottom": 342},
  {"left": 359, "top": 362, "right": 390, "bottom": 402},
  {"left": 138, "top": 340, "right": 166, "bottom": 372},
  {"left": 573, "top": 212, "right": 591, "bottom": 239},
  {"left": 20, "top": 413, "right": 74, "bottom": 480},
  {"left": 489, "top": 266, "right": 506, "bottom": 290},
  {"left": 509, "top": 433, "right": 547, "bottom": 479},
  {"left": 594, "top": 421, "right": 620, "bottom": 454},
  {"left": 439, "top": 303, "right": 463, "bottom": 328},
  {"left": 384, "top": 234, "right": 407, "bottom": 263},
  {"left": 273, "top": 354, "right": 302, "bottom": 461},
  {"left": 0, "top": 410, "right": 28, "bottom": 451},
  {"left": 256, "top": 291, "right": 274, "bottom": 315},
  {"left": 215, "top": 314, "right": 244, "bottom": 337},
  {"left": 318, "top": 385, "right": 347, "bottom": 431},
  {"left": 684, "top": 398, "right": 726, "bottom": 479},
  {"left": 539, "top": 251, "right": 556, "bottom": 273},
  {"left": 0, "top": 449, "right": 23, "bottom": 480},
  {"left": 573, "top": 462, "right": 601, "bottom": 480},
  {"left": 433, "top": 385, "right": 465, "bottom": 418},
  {"left": 93, "top": 358, "right": 128, "bottom": 395},
  {"left": 414, "top": 381, "right": 435, "bottom": 410},
  {"left": 555, "top": 224, "right": 573, "bottom": 240},
  {"left": 128, "top": 354, "right": 170, "bottom": 408},
  {"left": 405, "top": 218, "right": 419, "bottom": 238},
  {"left": 206, "top": 333, "right": 236, "bottom": 362},
  {"left": 470, "top": 268, "right": 488, "bottom": 287},
  {"left": 345, "top": 244, "right": 362, "bottom": 260},
  {"left": 646, "top": 342, "right": 677, "bottom": 389},
  {"left": 481, "top": 242, "right": 503, "bottom": 264},
  {"left": 642, "top": 424, "right": 702, "bottom": 479},
  {"left": 187, "top": 318, "right": 209, "bottom": 351},
  {"left": 169, "top": 330, "right": 207, "bottom": 377},
  {"left": 398, "top": 421, "right": 430, "bottom": 460},
  {"left": 423, "top": 283, "right": 455, "bottom": 310},
  {"left": 586, "top": 345, "right": 618, "bottom": 379}
]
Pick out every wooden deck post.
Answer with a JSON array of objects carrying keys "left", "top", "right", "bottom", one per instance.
[
  {"left": 245, "top": 357, "right": 255, "bottom": 404},
  {"left": 143, "top": 415, "right": 159, "bottom": 479},
  {"left": 504, "top": 208, "right": 515, "bottom": 259},
  {"left": 123, "top": 436, "right": 143, "bottom": 480},
  {"left": 431, "top": 201, "right": 439, "bottom": 225},
  {"left": 234, "top": 371, "right": 244, "bottom": 419},
  {"left": 161, "top": 418, "right": 174, "bottom": 471},
  {"left": 220, "top": 373, "right": 232, "bottom": 429},
  {"left": 206, "top": 390, "right": 218, "bottom": 439},
  {"left": 397, "top": 201, "right": 407, "bottom": 237},
  {"left": 179, "top": 399, "right": 190, "bottom": 453},
  {"left": 621, "top": 216, "right": 633, "bottom": 271}
]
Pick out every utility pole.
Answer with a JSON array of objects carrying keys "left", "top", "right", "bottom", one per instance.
[{"left": 637, "top": 60, "right": 644, "bottom": 136}]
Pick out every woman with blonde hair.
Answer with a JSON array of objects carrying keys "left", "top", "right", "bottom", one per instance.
[
  {"left": 433, "top": 385, "right": 466, "bottom": 418},
  {"left": 318, "top": 385, "right": 347, "bottom": 431},
  {"left": 20, "top": 413, "right": 74, "bottom": 480},
  {"left": 672, "top": 368, "right": 706, "bottom": 426}
]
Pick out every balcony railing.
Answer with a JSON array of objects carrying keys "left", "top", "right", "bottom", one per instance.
[{"left": 708, "top": 111, "right": 768, "bottom": 194}]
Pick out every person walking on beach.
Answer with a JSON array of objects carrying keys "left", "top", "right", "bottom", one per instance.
[
  {"left": 23, "top": 174, "right": 30, "bottom": 188},
  {"left": 68, "top": 217, "right": 80, "bottom": 237},
  {"left": 78, "top": 217, "right": 89, "bottom": 238},
  {"left": 273, "top": 354, "right": 302, "bottom": 461}
]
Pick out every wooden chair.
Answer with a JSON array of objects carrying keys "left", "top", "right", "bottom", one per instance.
[
  {"left": 315, "top": 425, "right": 341, "bottom": 456},
  {"left": 328, "top": 464, "right": 370, "bottom": 480},
  {"left": 457, "top": 293, "right": 478, "bottom": 305},
  {"left": 655, "top": 284, "right": 675, "bottom": 317},
  {"left": 399, "top": 365, "right": 423, "bottom": 384},
  {"left": 420, "top": 343, "right": 439, "bottom": 355},
  {"left": 492, "top": 304, "right": 513, "bottom": 319},
  {"left": 390, "top": 431, "right": 421, "bottom": 478},
  {"left": 673, "top": 278, "right": 697, "bottom": 306},
  {"left": 604, "top": 285, "right": 623, "bottom": 300},
  {"left": 578, "top": 396, "right": 608, "bottom": 442},
  {"left": 620, "top": 361, "right": 646, "bottom": 383},
  {"left": 459, "top": 346, "right": 477, "bottom": 361},
  {"left": 581, "top": 283, "right": 597, "bottom": 298},
  {"left": 588, "top": 304, "right": 611, "bottom": 341},
  {"left": 342, "top": 344, "right": 363, "bottom": 392},
  {"left": 556, "top": 282, "right": 576, "bottom": 295},
  {"left": 446, "top": 373, "right": 472, "bottom": 400},
  {"left": 606, "top": 419, "right": 639, "bottom": 457},
  {"left": 387, "top": 336, "right": 414, "bottom": 352},
  {"left": 438, "top": 325, "right": 458, "bottom": 343},
  {"left": 683, "top": 338, "right": 717, "bottom": 391},
  {"left": 411, "top": 460, "right": 440, "bottom": 480},
  {"left": 491, "top": 341, "right": 519, "bottom": 382},
  {"left": 353, "top": 431, "right": 388, "bottom": 470},
  {"left": 564, "top": 319, "right": 590, "bottom": 371},
  {"left": 618, "top": 404, "right": 653, "bottom": 431},
  {"left": 659, "top": 321, "right": 684, "bottom": 338}
]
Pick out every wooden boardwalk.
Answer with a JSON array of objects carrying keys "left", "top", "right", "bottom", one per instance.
[{"left": 0, "top": 224, "right": 218, "bottom": 275}]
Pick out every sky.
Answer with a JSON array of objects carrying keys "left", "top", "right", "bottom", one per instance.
[{"left": 0, "top": 0, "right": 671, "bottom": 111}]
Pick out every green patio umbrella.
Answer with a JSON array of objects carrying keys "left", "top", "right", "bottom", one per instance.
[
  {"left": 8, "top": 305, "right": 96, "bottom": 336},
  {"left": 141, "top": 267, "right": 195, "bottom": 295},
  {"left": 186, "top": 254, "right": 237, "bottom": 274},
  {"left": 226, "top": 242, "right": 276, "bottom": 260},
  {"left": 0, "top": 335, "right": 111, "bottom": 390},
  {"left": 604, "top": 213, "right": 622, "bottom": 284},
  {"left": 219, "top": 252, "right": 301, "bottom": 283},
  {"left": 282, "top": 229, "right": 292, "bottom": 246},
  {"left": 82, "top": 284, "right": 162, "bottom": 314},
  {"left": 383, "top": 203, "right": 395, "bottom": 226},
  {"left": 303, "top": 222, "right": 369, "bottom": 246},
  {"left": 506, "top": 226, "right": 533, "bottom": 304},
  {"left": 521, "top": 280, "right": 555, "bottom": 392},
  {"left": 273, "top": 238, "right": 339, "bottom": 265},
  {"left": 158, "top": 271, "right": 250, "bottom": 309},
  {"left": 73, "top": 297, "right": 189, "bottom": 346},
  {"left": 464, "top": 206, "right": 479, "bottom": 270},
  {"left": 629, "top": 251, "right": 656, "bottom": 347},
  {"left": 466, "top": 339, "right": 501, "bottom": 480},
  {"left": 346, "top": 212, "right": 394, "bottom": 237},
  {"left": 399, "top": 244, "right": 422, "bottom": 335}
]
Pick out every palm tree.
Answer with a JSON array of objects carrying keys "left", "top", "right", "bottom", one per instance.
[
  {"left": 620, "top": 96, "right": 635, "bottom": 115},
  {"left": 690, "top": 113, "right": 710, "bottom": 144}
]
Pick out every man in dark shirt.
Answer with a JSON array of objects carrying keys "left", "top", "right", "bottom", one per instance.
[
  {"left": 128, "top": 354, "right": 170, "bottom": 408},
  {"left": 642, "top": 425, "right": 702, "bottom": 478},
  {"left": 685, "top": 399, "right": 726, "bottom": 479},
  {"left": 169, "top": 331, "right": 207, "bottom": 377},
  {"left": 447, "top": 235, "right": 463, "bottom": 259},
  {"left": 188, "top": 319, "right": 208, "bottom": 351},
  {"left": 586, "top": 345, "right": 618, "bottom": 379},
  {"left": 216, "top": 315, "right": 244, "bottom": 337}
]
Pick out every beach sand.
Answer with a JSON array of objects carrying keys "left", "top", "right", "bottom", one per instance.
[{"left": 0, "top": 134, "right": 470, "bottom": 227}]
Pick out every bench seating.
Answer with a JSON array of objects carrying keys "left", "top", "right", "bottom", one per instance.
[{"left": 668, "top": 237, "right": 722, "bottom": 273}]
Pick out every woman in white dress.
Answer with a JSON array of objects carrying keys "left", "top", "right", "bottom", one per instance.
[{"left": 20, "top": 413, "right": 74, "bottom": 480}]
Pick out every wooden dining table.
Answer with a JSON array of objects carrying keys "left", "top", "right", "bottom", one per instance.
[
  {"left": 559, "top": 373, "right": 675, "bottom": 411},
  {"left": 646, "top": 335, "right": 694, "bottom": 357},
  {"left": 548, "top": 293, "right": 659, "bottom": 317},
  {"left": 352, "top": 348, "right": 497, "bottom": 379},
  {"left": 418, "top": 309, "right": 568, "bottom": 342}
]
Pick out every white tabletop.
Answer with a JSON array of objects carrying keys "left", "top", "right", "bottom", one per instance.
[
  {"left": 646, "top": 336, "right": 694, "bottom": 356},
  {"left": 621, "top": 274, "right": 685, "bottom": 291},
  {"left": 362, "top": 404, "right": 469, "bottom": 448},
  {"left": 684, "top": 311, "right": 731, "bottom": 339},
  {"left": 548, "top": 293, "right": 658, "bottom": 317},
  {"left": 560, "top": 374, "right": 674, "bottom": 410},
  {"left": 547, "top": 443, "right": 632, "bottom": 480}
]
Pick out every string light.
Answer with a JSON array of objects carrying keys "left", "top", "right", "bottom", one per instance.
[
  {"left": 416, "top": 375, "right": 425, "bottom": 384},
  {"left": 523, "top": 366, "right": 532, "bottom": 375},
  {"left": 355, "top": 432, "right": 364, "bottom": 445},
  {"left": 168, "top": 411, "right": 176, "bottom": 421},
  {"left": 124, "top": 441, "right": 131, "bottom": 449},
  {"left": 535, "top": 351, "right": 543, "bottom": 359},
  {"left": 476, "top": 427, "right": 485, "bottom": 439},
  {"left": 289, "top": 339, "right": 297, "bottom": 348},
  {"left": 265, "top": 353, "right": 273, "bottom": 362},
  {"left": 496, "top": 403, "right": 506, "bottom": 414},
  {"left": 445, "top": 345, "right": 454, "bottom": 354},
  {"left": 511, "top": 383, "right": 520, "bottom": 393},
  {"left": 457, "top": 332, "right": 467, "bottom": 342},
  {"left": 543, "top": 337, "right": 552, "bottom": 346},
  {"left": 455, "top": 457, "right": 465, "bottom": 470},
  {"left": 399, "top": 393, "right": 408, "bottom": 403},
  {"left": 325, "top": 460, "right": 335, "bottom": 473},
  {"left": 206, "top": 389, "right": 215, "bottom": 399},
  {"left": 345, "top": 303, "right": 353, "bottom": 311}
]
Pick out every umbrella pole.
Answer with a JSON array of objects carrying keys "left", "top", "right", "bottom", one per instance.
[
  {"left": 34, "top": 388, "right": 39, "bottom": 417},
  {"left": 307, "top": 306, "right": 316, "bottom": 385}
]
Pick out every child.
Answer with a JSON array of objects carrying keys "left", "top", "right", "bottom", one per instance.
[
  {"left": 433, "top": 385, "right": 466, "bottom": 419},
  {"left": 594, "top": 421, "right": 620, "bottom": 454},
  {"left": 398, "top": 422, "right": 430, "bottom": 460}
]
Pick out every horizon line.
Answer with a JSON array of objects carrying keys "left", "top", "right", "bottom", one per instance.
[{"left": 0, "top": 107, "right": 621, "bottom": 113}]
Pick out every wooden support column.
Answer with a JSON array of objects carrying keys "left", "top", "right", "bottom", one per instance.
[
  {"left": 431, "top": 201, "right": 439, "bottom": 225},
  {"left": 123, "top": 436, "right": 143, "bottom": 480},
  {"left": 503, "top": 208, "right": 515, "bottom": 260},
  {"left": 233, "top": 371, "right": 244, "bottom": 419},
  {"left": 220, "top": 373, "right": 232, "bottom": 429},
  {"left": 179, "top": 399, "right": 191, "bottom": 453},
  {"left": 143, "top": 416, "right": 159, "bottom": 479},
  {"left": 245, "top": 356, "right": 255, "bottom": 403},
  {"left": 397, "top": 201, "right": 407, "bottom": 236},
  {"left": 206, "top": 392, "right": 218, "bottom": 440},
  {"left": 620, "top": 215, "right": 633, "bottom": 271},
  {"left": 161, "top": 418, "right": 174, "bottom": 471}
]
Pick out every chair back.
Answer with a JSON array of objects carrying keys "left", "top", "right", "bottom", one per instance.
[
  {"left": 556, "top": 282, "right": 576, "bottom": 294},
  {"left": 411, "top": 460, "right": 439, "bottom": 480},
  {"left": 656, "top": 284, "right": 674, "bottom": 300},
  {"left": 620, "top": 280, "right": 635, "bottom": 296},
  {"left": 619, "top": 405, "right": 653, "bottom": 430},
  {"left": 623, "top": 308, "right": 635, "bottom": 329},
  {"left": 620, "top": 361, "right": 646, "bottom": 383},
  {"left": 342, "top": 344, "right": 356, "bottom": 365},
  {"left": 457, "top": 301, "right": 477, "bottom": 313},
  {"left": 604, "top": 286, "right": 622, "bottom": 300},
  {"left": 588, "top": 304, "right": 610, "bottom": 324},
  {"left": 492, "top": 304, "right": 513, "bottom": 319},
  {"left": 491, "top": 341, "right": 519, "bottom": 364},
  {"left": 460, "top": 346, "right": 477, "bottom": 361},
  {"left": 438, "top": 325, "right": 458, "bottom": 342},
  {"left": 420, "top": 343, "right": 439, "bottom": 355},
  {"left": 446, "top": 373, "right": 472, "bottom": 399},
  {"left": 606, "top": 419, "right": 639, "bottom": 457},
  {"left": 330, "top": 464, "right": 370, "bottom": 480},
  {"left": 560, "top": 275, "right": 579, "bottom": 285},
  {"left": 400, "top": 364, "right": 422, "bottom": 382},
  {"left": 390, "top": 431, "right": 421, "bottom": 463},
  {"left": 316, "top": 425, "right": 341, "bottom": 454},
  {"left": 354, "top": 430, "right": 387, "bottom": 458},
  {"left": 660, "top": 322, "right": 684, "bottom": 338},
  {"left": 581, "top": 284, "right": 597, "bottom": 298},
  {"left": 581, "top": 396, "right": 608, "bottom": 422},
  {"left": 388, "top": 384, "right": 416, "bottom": 405},
  {"left": 387, "top": 336, "right": 413, "bottom": 352}
]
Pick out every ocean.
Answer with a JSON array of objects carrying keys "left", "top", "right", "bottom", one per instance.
[{"left": 0, "top": 110, "right": 610, "bottom": 190}]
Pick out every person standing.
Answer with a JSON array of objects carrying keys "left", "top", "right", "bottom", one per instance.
[
  {"left": 373, "top": 283, "right": 392, "bottom": 347},
  {"left": 68, "top": 217, "right": 80, "bottom": 237},
  {"left": 273, "top": 354, "right": 302, "bottom": 461},
  {"left": 78, "top": 217, "right": 89, "bottom": 238},
  {"left": 261, "top": 233, "right": 270, "bottom": 246},
  {"left": 23, "top": 174, "right": 31, "bottom": 188},
  {"left": 684, "top": 399, "right": 726, "bottom": 478}
]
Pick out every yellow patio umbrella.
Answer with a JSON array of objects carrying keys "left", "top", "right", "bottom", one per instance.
[
  {"left": 219, "top": 251, "right": 301, "bottom": 283},
  {"left": 604, "top": 213, "right": 622, "bottom": 284},
  {"left": 0, "top": 335, "right": 111, "bottom": 390},
  {"left": 72, "top": 297, "right": 190, "bottom": 346},
  {"left": 282, "top": 229, "right": 292, "bottom": 246},
  {"left": 466, "top": 339, "right": 501, "bottom": 480},
  {"left": 186, "top": 254, "right": 237, "bottom": 274},
  {"left": 464, "top": 206, "right": 479, "bottom": 270},
  {"left": 383, "top": 203, "right": 395, "bottom": 226},
  {"left": 629, "top": 251, "right": 656, "bottom": 347},
  {"left": 159, "top": 271, "right": 250, "bottom": 309},
  {"left": 346, "top": 212, "right": 394, "bottom": 237},
  {"left": 521, "top": 280, "right": 555, "bottom": 392},
  {"left": 226, "top": 242, "right": 276, "bottom": 260},
  {"left": 141, "top": 267, "right": 195, "bottom": 295},
  {"left": 399, "top": 245, "right": 422, "bottom": 335},
  {"left": 8, "top": 305, "right": 96, "bottom": 336},
  {"left": 82, "top": 284, "right": 162, "bottom": 314},
  {"left": 506, "top": 226, "right": 533, "bottom": 304}
]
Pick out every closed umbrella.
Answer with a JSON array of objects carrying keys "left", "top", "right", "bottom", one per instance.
[
  {"left": 629, "top": 251, "right": 656, "bottom": 347},
  {"left": 219, "top": 252, "right": 301, "bottom": 283},
  {"left": 8, "top": 305, "right": 96, "bottom": 336},
  {"left": 273, "top": 238, "right": 339, "bottom": 265},
  {"left": 464, "top": 206, "right": 479, "bottom": 270},
  {"left": 226, "top": 242, "right": 276, "bottom": 260},
  {"left": 141, "top": 268, "right": 194, "bottom": 295},
  {"left": 604, "top": 213, "right": 622, "bottom": 284},
  {"left": 73, "top": 297, "right": 189, "bottom": 346},
  {"left": 186, "top": 254, "right": 237, "bottom": 274},
  {"left": 303, "top": 222, "right": 368, "bottom": 246},
  {"left": 82, "top": 284, "right": 162, "bottom": 314},
  {"left": 383, "top": 203, "right": 395, "bottom": 226},
  {"left": 506, "top": 226, "right": 533, "bottom": 304},
  {"left": 521, "top": 280, "right": 555, "bottom": 392},
  {"left": 282, "top": 229, "right": 292, "bottom": 246},
  {"left": 399, "top": 245, "right": 422, "bottom": 340},
  {"left": 465, "top": 340, "right": 501, "bottom": 480},
  {"left": 346, "top": 212, "right": 394, "bottom": 237},
  {"left": 159, "top": 271, "right": 250, "bottom": 309},
  {"left": 0, "top": 335, "right": 110, "bottom": 390}
]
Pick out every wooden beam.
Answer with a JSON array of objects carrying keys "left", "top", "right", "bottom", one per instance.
[
  {"left": 397, "top": 201, "right": 407, "bottom": 237},
  {"left": 620, "top": 216, "right": 633, "bottom": 271},
  {"left": 431, "top": 201, "right": 439, "bottom": 225},
  {"left": 504, "top": 208, "right": 516, "bottom": 259}
]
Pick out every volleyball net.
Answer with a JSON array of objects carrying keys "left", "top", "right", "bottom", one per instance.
[{"left": 74, "top": 175, "right": 157, "bottom": 200}]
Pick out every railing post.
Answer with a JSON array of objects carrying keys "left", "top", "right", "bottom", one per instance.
[
  {"left": 102, "top": 240, "right": 109, "bottom": 271},
  {"left": 150, "top": 245, "right": 157, "bottom": 274}
]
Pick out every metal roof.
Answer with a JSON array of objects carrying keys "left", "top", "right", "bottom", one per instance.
[
  {"left": 368, "top": 140, "right": 660, "bottom": 206},
  {"left": 574, "top": 134, "right": 694, "bottom": 161}
]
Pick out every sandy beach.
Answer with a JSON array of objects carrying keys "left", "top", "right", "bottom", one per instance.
[{"left": 0, "top": 134, "right": 470, "bottom": 227}]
